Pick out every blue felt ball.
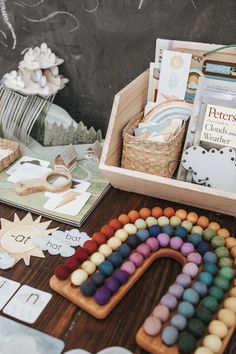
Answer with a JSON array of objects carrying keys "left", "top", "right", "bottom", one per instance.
[
  {"left": 126, "top": 235, "right": 141, "bottom": 249},
  {"left": 91, "top": 272, "right": 105, "bottom": 286},
  {"left": 162, "top": 326, "right": 178, "bottom": 346},
  {"left": 204, "top": 262, "right": 218, "bottom": 276},
  {"left": 170, "top": 314, "right": 187, "bottom": 331},
  {"left": 183, "top": 288, "right": 200, "bottom": 305},
  {"left": 148, "top": 225, "right": 162, "bottom": 237},
  {"left": 108, "top": 252, "right": 123, "bottom": 268},
  {"left": 198, "top": 271, "right": 213, "bottom": 287},
  {"left": 80, "top": 280, "right": 97, "bottom": 297},
  {"left": 174, "top": 226, "right": 188, "bottom": 239},
  {"left": 192, "top": 281, "right": 208, "bottom": 297},
  {"left": 137, "top": 229, "right": 150, "bottom": 242},
  {"left": 203, "top": 251, "right": 217, "bottom": 264},
  {"left": 117, "top": 244, "right": 131, "bottom": 258},
  {"left": 99, "top": 261, "right": 114, "bottom": 276},
  {"left": 197, "top": 241, "right": 212, "bottom": 255},
  {"left": 162, "top": 225, "right": 174, "bottom": 236},
  {"left": 187, "top": 233, "right": 202, "bottom": 246},
  {"left": 177, "top": 301, "right": 195, "bottom": 319}
]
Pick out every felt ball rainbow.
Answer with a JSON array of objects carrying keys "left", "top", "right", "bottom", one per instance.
[{"left": 54, "top": 207, "right": 236, "bottom": 354}]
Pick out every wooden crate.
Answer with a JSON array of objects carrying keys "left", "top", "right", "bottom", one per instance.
[{"left": 99, "top": 70, "right": 236, "bottom": 216}]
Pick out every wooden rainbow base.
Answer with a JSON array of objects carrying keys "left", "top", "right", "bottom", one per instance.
[{"left": 50, "top": 249, "right": 186, "bottom": 319}]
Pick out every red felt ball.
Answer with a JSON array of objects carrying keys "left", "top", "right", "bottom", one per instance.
[
  {"left": 92, "top": 232, "right": 107, "bottom": 245},
  {"left": 64, "top": 256, "right": 79, "bottom": 271},
  {"left": 55, "top": 264, "right": 70, "bottom": 280},
  {"left": 100, "top": 224, "right": 115, "bottom": 239},
  {"left": 75, "top": 247, "right": 89, "bottom": 262},
  {"left": 83, "top": 240, "right": 98, "bottom": 254},
  {"left": 109, "top": 219, "right": 123, "bottom": 231}
]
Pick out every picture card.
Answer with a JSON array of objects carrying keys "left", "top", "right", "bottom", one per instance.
[
  {"left": 3, "top": 285, "right": 52, "bottom": 324},
  {"left": 7, "top": 163, "right": 51, "bottom": 183},
  {"left": 156, "top": 50, "right": 192, "bottom": 103},
  {"left": 6, "top": 156, "right": 50, "bottom": 175},
  {"left": 0, "top": 315, "right": 64, "bottom": 354},
  {"left": 0, "top": 276, "right": 21, "bottom": 310}
]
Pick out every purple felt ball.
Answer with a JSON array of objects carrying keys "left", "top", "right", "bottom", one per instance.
[
  {"left": 170, "top": 237, "right": 184, "bottom": 250},
  {"left": 105, "top": 277, "right": 120, "bottom": 294},
  {"left": 137, "top": 244, "right": 151, "bottom": 259},
  {"left": 129, "top": 252, "right": 144, "bottom": 267},
  {"left": 146, "top": 237, "right": 159, "bottom": 251},
  {"left": 181, "top": 243, "right": 195, "bottom": 256},
  {"left": 95, "top": 287, "right": 111, "bottom": 305},
  {"left": 187, "top": 252, "right": 202, "bottom": 265},
  {"left": 121, "top": 261, "right": 136, "bottom": 276},
  {"left": 176, "top": 273, "right": 192, "bottom": 288},
  {"left": 113, "top": 270, "right": 129, "bottom": 285},
  {"left": 157, "top": 233, "right": 170, "bottom": 247},
  {"left": 160, "top": 293, "right": 178, "bottom": 310},
  {"left": 168, "top": 283, "right": 184, "bottom": 299}
]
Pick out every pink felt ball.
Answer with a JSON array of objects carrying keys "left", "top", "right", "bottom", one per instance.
[
  {"left": 121, "top": 261, "right": 136, "bottom": 276},
  {"left": 137, "top": 244, "right": 151, "bottom": 258},
  {"left": 153, "top": 304, "right": 170, "bottom": 322},
  {"left": 129, "top": 252, "right": 144, "bottom": 267},
  {"left": 170, "top": 237, "right": 184, "bottom": 250},
  {"left": 160, "top": 293, "right": 178, "bottom": 310},
  {"left": 168, "top": 283, "right": 184, "bottom": 299},
  {"left": 146, "top": 237, "right": 159, "bottom": 251},
  {"left": 183, "top": 262, "right": 199, "bottom": 278},
  {"left": 181, "top": 243, "right": 195, "bottom": 256},
  {"left": 187, "top": 252, "right": 202, "bottom": 265},
  {"left": 157, "top": 233, "right": 170, "bottom": 247}
]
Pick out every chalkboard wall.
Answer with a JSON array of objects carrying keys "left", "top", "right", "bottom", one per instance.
[{"left": 0, "top": 0, "right": 235, "bottom": 135}]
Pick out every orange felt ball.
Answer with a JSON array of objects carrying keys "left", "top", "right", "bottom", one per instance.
[
  {"left": 92, "top": 232, "right": 107, "bottom": 245},
  {"left": 139, "top": 207, "right": 152, "bottom": 220},
  {"left": 217, "top": 228, "right": 230, "bottom": 238},
  {"left": 109, "top": 219, "right": 123, "bottom": 230},
  {"left": 175, "top": 209, "right": 187, "bottom": 220},
  {"left": 118, "top": 214, "right": 130, "bottom": 225},
  {"left": 226, "top": 237, "right": 236, "bottom": 249},
  {"left": 230, "top": 246, "right": 236, "bottom": 258},
  {"left": 100, "top": 224, "right": 115, "bottom": 238},
  {"left": 163, "top": 207, "right": 175, "bottom": 218},
  {"left": 128, "top": 210, "right": 140, "bottom": 223},
  {"left": 151, "top": 207, "right": 163, "bottom": 218},
  {"left": 83, "top": 240, "right": 98, "bottom": 254},
  {"left": 208, "top": 222, "right": 221, "bottom": 232},
  {"left": 197, "top": 216, "right": 209, "bottom": 228},
  {"left": 187, "top": 212, "right": 198, "bottom": 224}
]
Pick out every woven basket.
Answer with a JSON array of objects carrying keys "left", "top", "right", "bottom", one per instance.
[
  {"left": 0, "top": 138, "right": 21, "bottom": 172},
  {"left": 121, "top": 112, "right": 186, "bottom": 177}
]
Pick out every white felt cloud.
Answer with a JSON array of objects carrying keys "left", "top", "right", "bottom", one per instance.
[
  {"left": 0, "top": 334, "right": 41, "bottom": 354},
  {"left": 0, "top": 252, "right": 15, "bottom": 269},
  {"left": 64, "top": 347, "right": 133, "bottom": 354},
  {"left": 32, "top": 236, "right": 75, "bottom": 257},
  {"left": 181, "top": 146, "right": 236, "bottom": 192},
  {"left": 52, "top": 229, "right": 90, "bottom": 247}
]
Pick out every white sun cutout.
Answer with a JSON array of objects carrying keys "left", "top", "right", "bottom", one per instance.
[{"left": 0, "top": 213, "right": 58, "bottom": 266}]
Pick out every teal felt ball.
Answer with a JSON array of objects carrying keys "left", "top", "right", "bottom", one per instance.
[
  {"left": 177, "top": 301, "right": 195, "bottom": 319},
  {"left": 183, "top": 288, "right": 200, "bottom": 305},
  {"left": 198, "top": 272, "right": 213, "bottom": 287}
]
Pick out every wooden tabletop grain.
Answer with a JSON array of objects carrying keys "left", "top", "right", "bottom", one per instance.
[{"left": 0, "top": 187, "right": 235, "bottom": 354}]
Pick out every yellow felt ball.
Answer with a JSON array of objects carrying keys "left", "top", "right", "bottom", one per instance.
[
  {"left": 208, "top": 320, "right": 228, "bottom": 338},
  {"left": 71, "top": 269, "right": 88, "bottom": 286},
  {"left": 218, "top": 308, "right": 236, "bottom": 328},
  {"left": 194, "top": 347, "right": 214, "bottom": 354},
  {"left": 107, "top": 236, "right": 122, "bottom": 250},
  {"left": 224, "top": 297, "right": 236, "bottom": 313},
  {"left": 187, "top": 211, "right": 198, "bottom": 224},
  {"left": 217, "top": 228, "right": 230, "bottom": 238},
  {"left": 123, "top": 223, "right": 137, "bottom": 235},
  {"left": 192, "top": 225, "right": 203, "bottom": 235},
  {"left": 81, "top": 260, "right": 96, "bottom": 275},
  {"left": 114, "top": 229, "right": 128, "bottom": 242},
  {"left": 90, "top": 252, "right": 105, "bottom": 266},
  {"left": 230, "top": 246, "right": 236, "bottom": 258},
  {"left": 230, "top": 287, "right": 236, "bottom": 297},
  {"left": 98, "top": 244, "right": 113, "bottom": 257},
  {"left": 203, "top": 335, "right": 222, "bottom": 353},
  {"left": 181, "top": 220, "right": 193, "bottom": 232},
  {"left": 225, "top": 237, "right": 236, "bottom": 249},
  {"left": 176, "top": 208, "right": 187, "bottom": 220}
]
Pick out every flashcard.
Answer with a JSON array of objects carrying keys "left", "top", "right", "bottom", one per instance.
[
  {"left": 7, "top": 163, "right": 51, "bottom": 183},
  {"left": 44, "top": 181, "right": 91, "bottom": 216},
  {"left": 156, "top": 50, "right": 192, "bottom": 103},
  {"left": 6, "top": 156, "right": 50, "bottom": 175},
  {"left": 3, "top": 285, "right": 52, "bottom": 324},
  {"left": 31, "top": 229, "right": 90, "bottom": 257},
  {"left": 0, "top": 276, "right": 21, "bottom": 310},
  {"left": 0, "top": 315, "right": 64, "bottom": 354}
]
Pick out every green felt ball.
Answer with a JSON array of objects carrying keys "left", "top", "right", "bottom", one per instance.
[
  {"left": 219, "top": 267, "right": 235, "bottom": 281},
  {"left": 201, "top": 296, "right": 219, "bottom": 313},
  {"left": 214, "top": 275, "right": 230, "bottom": 291},
  {"left": 170, "top": 216, "right": 182, "bottom": 227},
  {"left": 208, "top": 286, "right": 224, "bottom": 301},
  {"left": 211, "top": 236, "right": 225, "bottom": 249},
  {"left": 178, "top": 331, "right": 197, "bottom": 354},
  {"left": 134, "top": 218, "right": 147, "bottom": 230},
  {"left": 195, "top": 306, "right": 213, "bottom": 324},
  {"left": 202, "top": 228, "right": 216, "bottom": 242},
  {"left": 187, "top": 318, "right": 206, "bottom": 338},
  {"left": 181, "top": 220, "right": 193, "bottom": 232},
  {"left": 218, "top": 257, "right": 233, "bottom": 268},
  {"left": 178, "top": 302, "right": 195, "bottom": 319},
  {"left": 215, "top": 246, "right": 229, "bottom": 259}
]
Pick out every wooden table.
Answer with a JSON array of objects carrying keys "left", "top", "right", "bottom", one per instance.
[{"left": 0, "top": 187, "right": 235, "bottom": 354}]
